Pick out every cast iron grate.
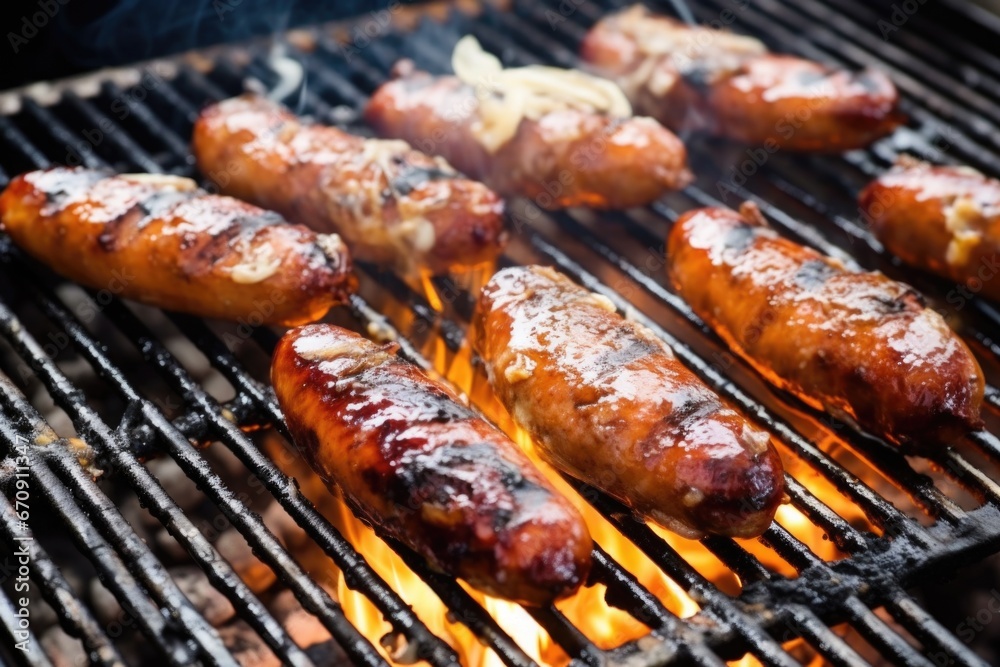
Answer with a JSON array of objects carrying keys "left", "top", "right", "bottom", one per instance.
[{"left": 1, "top": 1, "right": 999, "bottom": 666}]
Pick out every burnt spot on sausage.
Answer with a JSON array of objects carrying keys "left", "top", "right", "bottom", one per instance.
[
  {"left": 595, "top": 327, "right": 664, "bottom": 373},
  {"left": 722, "top": 223, "right": 758, "bottom": 252},
  {"left": 38, "top": 169, "right": 109, "bottom": 212},
  {"left": 793, "top": 67, "right": 834, "bottom": 89},
  {"left": 180, "top": 222, "right": 245, "bottom": 275},
  {"left": 231, "top": 210, "right": 286, "bottom": 232},
  {"left": 870, "top": 288, "right": 925, "bottom": 314},
  {"left": 390, "top": 162, "right": 458, "bottom": 197},
  {"left": 393, "top": 442, "right": 531, "bottom": 507},
  {"left": 682, "top": 449, "right": 782, "bottom": 528},
  {"left": 347, "top": 364, "right": 474, "bottom": 428},
  {"left": 634, "top": 384, "right": 726, "bottom": 461},
  {"left": 793, "top": 259, "right": 839, "bottom": 290},
  {"left": 376, "top": 441, "right": 548, "bottom": 568},
  {"left": 854, "top": 69, "right": 885, "bottom": 95},
  {"left": 98, "top": 189, "right": 199, "bottom": 252},
  {"left": 97, "top": 203, "right": 149, "bottom": 252},
  {"left": 137, "top": 189, "right": 198, "bottom": 222}
]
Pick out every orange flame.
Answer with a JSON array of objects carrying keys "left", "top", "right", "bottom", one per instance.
[{"left": 278, "top": 294, "right": 890, "bottom": 665}]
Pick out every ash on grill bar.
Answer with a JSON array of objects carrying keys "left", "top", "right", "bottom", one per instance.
[{"left": 2, "top": 1, "right": 1000, "bottom": 667}]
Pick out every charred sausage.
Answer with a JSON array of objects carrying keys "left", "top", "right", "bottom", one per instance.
[
  {"left": 272, "top": 324, "right": 592, "bottom": 605},
  {"left": 474, "top": 265, "right": 784, "bottom": 539},
  {"left": 859, "top": 159, "right": 1000, "bottom": 302},
  {"left": 581, "top": 5, "right": 902, "bottom": 151},
  {"left": 0, "top": 167, "right": 355, "bottom": 325},
  {"left": 667, "top": 203, "right": 984, "bottom": 446},
  {"left": 364, "top": 37, "right": 691, "bottom": 210},
  {"left": 193, "top": 94, "right": 507, "bottom": 275}
]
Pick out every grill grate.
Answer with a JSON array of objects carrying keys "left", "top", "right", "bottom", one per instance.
[{"left": 1, "top": 1, "right": 1000, "bottom": 666}]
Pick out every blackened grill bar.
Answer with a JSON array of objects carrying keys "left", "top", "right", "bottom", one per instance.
[{"left": 0, "top": 1, "right": 999, "bottom": 666}]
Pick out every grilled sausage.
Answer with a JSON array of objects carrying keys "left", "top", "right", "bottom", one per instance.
[
  {"left": 272, "top": 324, "right": 592, "bottom": 605},
  {"left": 0, "top": 167, "right": 354, "bottom": 325},
  {"left": 859, "top": 160, "right": 1000, "bottom": 302},
  {"left": 474, "top": 266, "right": 784, "bottom": 539},
  {"left": 581, "top": 5, "right": 902, "bottom": 151},
  {"left": 667, "top": 203, "right": 984, "bottom": 447},
  {"left": 193, "top": 95, "right": 506, "bottom": 275},
  {"left": 364, "top": 56, "right": 692, "bottom": 210}
]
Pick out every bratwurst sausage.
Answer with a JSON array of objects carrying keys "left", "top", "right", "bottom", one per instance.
[
  {"left": 193, "top": 95, "right": 507, "bottom": 275},
  {"left": 364, "top": 37, "right": 691, "bottom": 210},
  {"left": 859, "top": 159, "right": 1000, "bottom": 302},
  {"left": 0, "top": 167, "right": 354, "bottom": 325},
  {"left": 474, "top": 265, "right": 784, "bottom": 539},
  {"left": 581, "top": 5, "right": 902, "bottom": 151},
  {"left": 271, "top": 324, "right": 592, "bottom": 605},
  {"left": 666, "top": 203, "right": 984, "bottom": 446}
]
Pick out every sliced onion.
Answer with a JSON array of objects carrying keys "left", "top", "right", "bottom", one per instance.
[{"left": 450, "top": 35, "right": 632, "bottom": 152}]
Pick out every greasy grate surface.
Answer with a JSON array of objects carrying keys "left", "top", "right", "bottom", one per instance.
[{"left": 1, "top": 0, "right": 1000, "bottom": 666}]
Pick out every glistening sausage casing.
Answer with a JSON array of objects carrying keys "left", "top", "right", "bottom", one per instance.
[
  {"left": 667, "top": 203, "right": 984, "bottom": 446},
  {"left": 271, "top": 324, "right": 593, "bottom": 605},
  {"left": 474, "top": 265, "right": 784, "bottom": 539},
  {"left": 0, "top": 167, "right": 355, "bottom": 325}
]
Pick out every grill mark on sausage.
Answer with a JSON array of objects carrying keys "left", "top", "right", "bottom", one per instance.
[
  {"left": 793, "top": 68, "right": 833, "bottom": 88},
  {"left": 180, "top": 221, "right": 245, "bottom": 276},
  {"left": 390, "top": 162, "right": 458, "bottom": 197},
  {"left": 871, "top": 288, "right": 925, "bottom": 314},
  {"left": 353, "top": 363, "right": 473, "bottom": 422},
  {"left": 138, "top": 189, "right": 198, "bottom": 221},
  {"left": 854, "top": 70, "right": 885, "bottom": 94},
  {"left": 230, "top": 210, "right": 287, "bottom": 233},
  {"left": 793, "top": 259, "right": 839, "bottom": 290},
  {"left": 723, "top": 223, "right": 758, "bottom": 252},
  {"left": 275, "top": 326, "right": 591, "bottom": 601},
  {"left": 96, "top": 203, "right": 148, "bottom": 252},
  {"left": 38, "top": 169, "right": 109, "bottom": 212},
  {"left": 97, "top": 189, "right": 199, "bottom": 252},
  {"left": 595, "top": 328, "right": 663, "bottom": 374},
  {"left": 378, "top": 441, "right": 549, "bottom": 570}
]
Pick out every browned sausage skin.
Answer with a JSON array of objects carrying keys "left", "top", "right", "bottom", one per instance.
[
  {"left": 364, "top": 56, "right": 692, "bottom": 210},
  {"left": 581, "top": 5, "right": 902, "bottom": 151},
  {"left": 474, "top": 266, "right": 784, "bottom": 539},
  {"left": 0, "top": 167, "right": 355, "bottom": 326},
  {"left": 859, "top": 160, "right": 1000, "bottom": 302},
  {"left": 272, "top": 324, "right": 592, "bottom": 605},
  {"left": 667, "top": 203, "right": 984, "bottom": 447},
  {"left": 193, "top": 94, "right": 507, "bottom": 275}
]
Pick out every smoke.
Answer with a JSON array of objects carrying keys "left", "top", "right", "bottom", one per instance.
[{"left": 51, "top": 1, "right": 402, "bottom": 71}]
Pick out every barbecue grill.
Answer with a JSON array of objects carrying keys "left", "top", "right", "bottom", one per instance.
[{"left": 2, "top": 0, "right": 1000, "bottom": 665}]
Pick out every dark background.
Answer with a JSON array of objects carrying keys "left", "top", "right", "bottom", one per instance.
[
  {"left": 0, "top": 0, "right": 419, "bottom": 91},
  {"left": 0, "top": 0, "right": 974, "bottom": 92}
]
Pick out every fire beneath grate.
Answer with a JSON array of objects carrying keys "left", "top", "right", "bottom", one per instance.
[{"left": 2, "top": 0, "right": 1000, "bottom": 666}]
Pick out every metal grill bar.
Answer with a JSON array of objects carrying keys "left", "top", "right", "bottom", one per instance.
[
  {"left": 0, "top": 381, "right": 227, "bottom": 666},
  {"left": 376, "top": 8, "right": 930, "bottom": 533},
  {"left": 182, "top": 7, "right": 1000, "bottom": 664},
  {"left": 79, "top": 56, "right": 774, "bottom": 663},
  {"left": 0, "top": 585, "right": 51, "bottom": 667},
  {"left": 885, "top": 594, "right": 989, "bottom": 667},
  {"left": 106, "top": 65, "right": 563, "bottom": 667},
  {"left": 2, "top": 2, "right": 1000, "bottom": 666},
  {"left": 22, "top": 82, "right": 561, "bottom": 667},
  {"left": 685, "top": 0, "right": 1000, "bottom": 348},
  {"left": 0, "top": 116, "right": 381, "bottom": 667},
  {"left": 485, "top": 2, "right": 993, "bottom": 524},
  {"left": 840, "top": 597, "right": 934, "bottom": 667},
  {"left": 0, "top": 491, "right": 125, "bottom": 667}
]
